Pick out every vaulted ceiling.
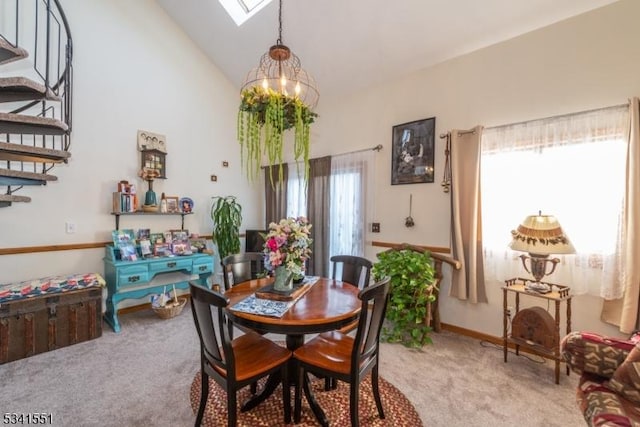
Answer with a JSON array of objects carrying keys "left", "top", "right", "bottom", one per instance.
[{"left": 156, "top": 0, "right": 619, "bottom": 102}]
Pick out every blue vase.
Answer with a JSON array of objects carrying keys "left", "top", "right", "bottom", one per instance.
[
  {"left": 144, "top": 180, "right": 157, "bottom": 206},
  {"left": 273, "top": 266, "right": 293, "bottom": 291},
  {"left": 144, "top": 190, "right": 157, "bottom": 206}
]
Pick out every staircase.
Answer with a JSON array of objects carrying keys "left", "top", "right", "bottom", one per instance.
[{"left": 0, "top": 0, "right": 73, "bottom": 207}]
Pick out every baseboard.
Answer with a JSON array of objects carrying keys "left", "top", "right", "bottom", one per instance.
[{"left": 440, "top": 322, "right": 560, "bottom": 360}]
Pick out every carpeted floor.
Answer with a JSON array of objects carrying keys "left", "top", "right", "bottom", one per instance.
[
  {"left": 0, "top": 303, "right": 584, "bottom": 426},
  {"left": 189, "top": 373, "right": 422, "bottom": 426}
]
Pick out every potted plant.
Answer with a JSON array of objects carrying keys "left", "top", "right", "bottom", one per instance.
[
  {"left": 210, "top": 196, "right": 242, "bottom": 259},
  {"left": 237, "top": 86, "right": 317, "bottom": 187},
  {"left": 372, "top": 245, "right": 437, "bottom": 348}
]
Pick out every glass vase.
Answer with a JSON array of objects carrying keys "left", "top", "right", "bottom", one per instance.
[{"left": 273, "top": 266, "right": 293, "bottom": 292}]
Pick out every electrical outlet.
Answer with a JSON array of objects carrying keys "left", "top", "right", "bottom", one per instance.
[
  {"left": 371, "top": 222, "right": 380, "bottom": 233},
  {"left": 506, "top": 306, "right": 514, "bottom": 317},
  {"left": 65, "top": 221, "right": 76, "bottom": 234}
]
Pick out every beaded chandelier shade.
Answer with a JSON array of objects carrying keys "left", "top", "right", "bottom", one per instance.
[{"left": 240, "top": 0, "right": 319, "bottom": 109}]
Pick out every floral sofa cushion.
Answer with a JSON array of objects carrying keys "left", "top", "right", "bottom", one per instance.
[
  {"left": 0, "top": 273, "right": 105, "bottom": 304},
  {"left": 562, "top": 331, "right": 640, "bottom": 427}
]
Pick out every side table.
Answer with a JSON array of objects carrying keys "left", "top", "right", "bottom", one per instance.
[{"left": 502, "top": 277, "right": 572, "bottom": 384}]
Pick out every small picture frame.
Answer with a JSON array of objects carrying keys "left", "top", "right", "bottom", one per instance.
[
  {"left": 179, "top": 197, "right": 194, "bottom": 213},
  {"left": 166, "top": 196, "right": 179, "bottom": 213},
  {"left": 391, "top": 117, "right": 436, "bottom": 185}
]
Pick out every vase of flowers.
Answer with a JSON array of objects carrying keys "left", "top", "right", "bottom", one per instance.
[
  {"left": 263, "top": 217, "right": 313, "bottom": 291},
  {"left": 138, "top": 167, "right": 160, "bottom": 210}
]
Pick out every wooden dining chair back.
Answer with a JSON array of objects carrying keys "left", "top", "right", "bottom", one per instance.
[
  {"left": 330, "top": 255, "right": 373, "bottom": 289},
  {"left": 221, "top": 252, "right": 267, "bottom": 291},
  {"left": 189, "top": 283, "right": 291, "bottom": 427},
  {"left": 293, "top": 276, "right": 391, "bottom": 427}
]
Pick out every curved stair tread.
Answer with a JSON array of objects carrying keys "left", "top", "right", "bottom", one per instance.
[
  {"left": 0, "top": 112, "right": 68, "bottom": 135},
  {"left": 0, "top": 168, "right": 57, "bottom": 186},
  {"left": 0, "top": 77, "right": 61, "bottom": 102},
  {"left": 0, "top": 38, "right": 28, "bottom": 66},
  {"left": 0, "top": 141, "right": 70, "bottom": 163},
  {"left": 0, "top": 194, "right": 31, "bottom": 206}
]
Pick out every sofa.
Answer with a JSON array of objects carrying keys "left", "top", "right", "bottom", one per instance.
[{"left": 561, "top": 331, "right": 640, "bottom": 426}]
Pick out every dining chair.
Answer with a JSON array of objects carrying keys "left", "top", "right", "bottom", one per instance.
[
  {"left": 330, "top": 255, "right": 373, "bottom": 290},
  {"left": 325, "top": 255, "right": 374, "bottom": 390},
  {"left": 189, "top": 282, "right": 292, "bottom": 427},
  {"left": 293, "top": 276, "right": 391, "bottom": 427},
  {"left": 221, "top": 252, "right": 268, "bottom": 291}
]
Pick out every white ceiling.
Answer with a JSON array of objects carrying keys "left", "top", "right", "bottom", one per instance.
[{"left": 156, "top": 0, "right": 619, "bottom": 102}]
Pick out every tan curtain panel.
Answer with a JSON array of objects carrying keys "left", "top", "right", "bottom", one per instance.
[
  {"left": 449, "top": 126, "right": 488, "bottom": 303},
  {"left": 602, "top": 98, "right": 640, "bottom": 333}
]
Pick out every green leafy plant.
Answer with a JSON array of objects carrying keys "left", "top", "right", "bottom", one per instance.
[
  {"left": 237, "top": 86, "right": 317, "bottom": 187},
  {"left": 372, "top": 248, "right": 437, "bottom": 348},
  {"left": 210, "top": 196, "right": 242, "bottom": 259}
]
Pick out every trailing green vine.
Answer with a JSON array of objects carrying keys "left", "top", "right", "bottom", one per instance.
[
  {"left": 238, "top": 86, "right": 317, "bottom": 187},
  {"left": 210, "top": 196, "right": 242, "bottom": 259},
  {"left": 372, "top": 249, "right": 437, "bottom": 348}
]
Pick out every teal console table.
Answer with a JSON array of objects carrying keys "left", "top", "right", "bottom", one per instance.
[{"left": 103, "top": 245, "right": 213, "bottom": 332}]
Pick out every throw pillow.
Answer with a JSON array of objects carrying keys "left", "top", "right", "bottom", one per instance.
[{"left": 609, "top": 343, "right": 640, "bottom": 403}]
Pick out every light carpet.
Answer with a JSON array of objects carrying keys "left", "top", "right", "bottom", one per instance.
[{"left": 0, "top": 303, "right": 584, "bottom": 426}]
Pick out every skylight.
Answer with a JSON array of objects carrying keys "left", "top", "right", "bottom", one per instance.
[{"left": 218, "top": 0, "right": 272, "bottom": 26}]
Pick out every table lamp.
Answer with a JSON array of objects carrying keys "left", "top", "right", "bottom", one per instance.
[{"left": 509, "top": 212, "right": 575, "bottom": 292}]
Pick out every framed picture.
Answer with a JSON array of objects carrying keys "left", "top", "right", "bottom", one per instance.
[
  {"left": 166, "top": 196, "right": 179, "bottom": 213},
  {"left": 391, "top": 117, "right": 436, "bottom": 185},
  {"left": 179, "top": 197, "right": 194, "bottom": 213}
]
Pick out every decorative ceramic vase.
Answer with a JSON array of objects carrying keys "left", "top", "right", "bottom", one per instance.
[
  {"left": 273, "top": 266, "right": 293, "bottom": 291},
  {"left": 144, "top": 179, "right": 157, "bottom": 207}
]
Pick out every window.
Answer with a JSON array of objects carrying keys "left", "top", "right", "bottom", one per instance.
[
  {"left": 481, "top": 105, "right": 629, "bottom": 297},
  {"left": 218, "top": 0, "right": 272, "bottom": 26},
  {"left": 281, "top": 151, "right": 375, "bottom": 273}
]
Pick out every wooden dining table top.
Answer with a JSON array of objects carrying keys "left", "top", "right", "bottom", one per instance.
[{"left": 224, "top": 276, "right": 362, "bottom": 336}]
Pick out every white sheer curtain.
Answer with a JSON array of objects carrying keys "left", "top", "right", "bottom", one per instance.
[
  {"left": 328, "top": 151, "right": 375, "bottom": 266},
  {"left": 286, "top": 164, "right": 307, "bottom": 218},
  {"left": 481, "top": 105, "right": 629, "bottom": 297}
]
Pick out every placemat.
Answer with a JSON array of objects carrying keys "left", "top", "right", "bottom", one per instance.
[{"left": 230, "top": 276, "right": 319, "bottom": 318}]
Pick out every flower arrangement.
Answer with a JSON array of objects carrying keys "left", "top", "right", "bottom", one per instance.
[
  {"left": 263, "top": 217, "right": 313, "bottom": 278},
  {"left": 138, "top": 167, "right": 160, "bottom": 182}
]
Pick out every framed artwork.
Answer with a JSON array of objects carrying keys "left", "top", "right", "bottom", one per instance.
[
  {"left": 391, "top": 117, "right": 436, "bottom": 185},
  {"left": 179, "top": 197, "right": 194, "bottom": 213},
  {"left": 166, "top": 196, "right": 179, "bottom": 213}
]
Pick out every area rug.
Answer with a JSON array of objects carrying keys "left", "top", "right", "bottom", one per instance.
[{"left": 189, "top": 372, "right": 424, "bottom": 426}]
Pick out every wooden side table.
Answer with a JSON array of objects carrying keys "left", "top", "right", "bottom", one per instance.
[{"left": 502, "top": 277, "right": 572, "bottom": 384}]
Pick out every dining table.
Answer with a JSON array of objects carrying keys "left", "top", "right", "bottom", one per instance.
[{"left": 224, "top": 276, "right": 362, "bottom": 425}]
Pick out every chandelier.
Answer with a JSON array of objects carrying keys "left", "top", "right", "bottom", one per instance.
[{"left": 240, "top": 0, "right": 319, "bottom": 108}]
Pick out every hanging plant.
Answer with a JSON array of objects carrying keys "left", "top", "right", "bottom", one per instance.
[{"left": 237, "top": 86, "right": 317, "bottom": 187}]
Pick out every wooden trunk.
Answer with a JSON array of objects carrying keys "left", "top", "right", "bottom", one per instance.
[{"left": 0, "top": 287, "right": 102, "bottom": 364}]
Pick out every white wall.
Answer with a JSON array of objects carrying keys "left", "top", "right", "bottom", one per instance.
[
  {"left": 313, "top": 0, "right": 640, "bottom": 338},
  {"left": 0, "top": 0, "right": 262, "bottom": 283}
]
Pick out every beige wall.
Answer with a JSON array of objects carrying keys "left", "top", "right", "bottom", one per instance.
[{"left": 313, "top": 0, "right": 640, "bottom": 338}]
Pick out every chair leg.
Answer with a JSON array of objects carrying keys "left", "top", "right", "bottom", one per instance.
[
  {"left": 294, "top": 363, "right": 303, "bottom": 424},
  {"left": 250, "top": 381, "right": 257, "bottom": 394},
  {"left": 195, "top": 371, "right": 209, "bottom": 427},
  {"left": 349, "top": 381, "right": 360, "bottom": 427},
  {"left": 324, "top": 376, "right": 332, "bottom": 391},
  {"left": 228, "top": 389, "right": 237, "bottom": 427},
  {"left": 282, "top": 365, "right": 291, "bottom": 424},
  {"left": 372, "top": 365, "right": 385, "bottom": 419}
]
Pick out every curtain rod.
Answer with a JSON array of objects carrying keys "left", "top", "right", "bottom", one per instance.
[
  {"left": 333, "top": 144, "right": 383, "bottom": 157},
  {"left": 484, "top": 102, "right": 629, "bottom": 131},
  {"left": 439, "top": 128, "right": 476, "bottom": 139},
  {"left": 261, "top": 144, "right": 382, "bottom": 168}
]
